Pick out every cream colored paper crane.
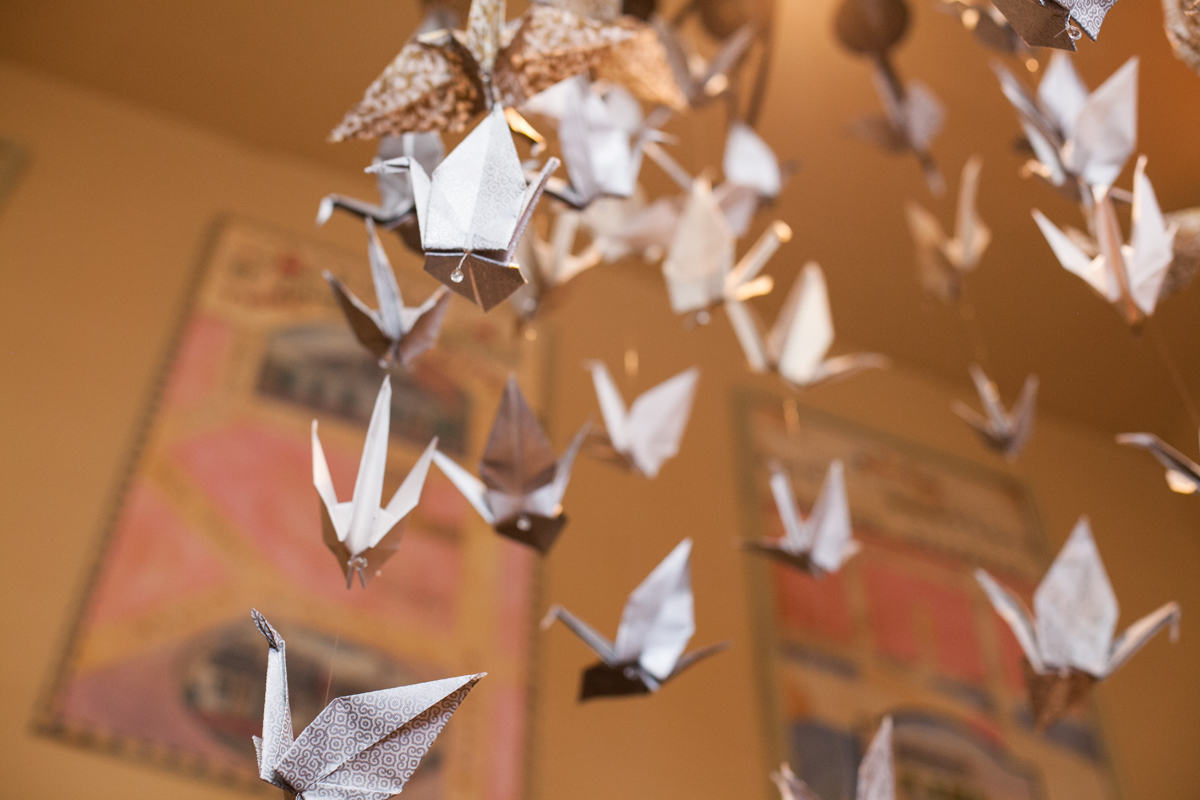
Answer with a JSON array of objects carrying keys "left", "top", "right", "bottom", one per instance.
[
  {"left": 904, "top": 156, "right": 991, "bottom": 301},
  {"left": 976, "top": 517, "right": 1181, "bottom": 728},
  {"left": 541, "top": 538, "right": 730, "bottom": 698},
  {"left": 323, "top": 219, "right": 451, "bottom": 368},
  {"left": 723, "top": 122, "right": 784, "bottom": 200},
  {"left": 994, "top": 54, "right": 1138, "bottom": 194},
  {"left": 952, "top": 364, "right": 1038, "bottom": 460},
  {"left": 1033, "top": 156, "right": 1178, "bottom": 326},
  {"left": 661, "top": 177, "right": 791, "bottom": 316},
  {"left": 510, "top": 206, "right": 603, "bottom": 319},
  {"left": 726, "top": 262, "right": 888, "bottom": 389},
  {"left": 744, "top": 460, "right": 860, "bottom": 576},
  {"left": 312, "top": 377, "right": 438, "bottom": 588},
  {"left": 586, "top": 361, "right": 699, "bottom": 478}
]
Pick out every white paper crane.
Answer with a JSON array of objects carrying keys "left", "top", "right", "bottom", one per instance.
[
  {"left": 509, "top": 206, "right": 602, "bottom": 320},
  {"left": 723, "top": 122, "right": 784, "bottom": 200},
  {"left": 994, "top": 54, "right": 1137, "bottom": 195},
  {"left": 368, "top": 104, "right": 559, "bottom": 311},
  {"left": 312, "top": 377, "right": 438, "bottom": 588},
  {"left": 317, "top": 132, "right": 445, "bottom": 237},
  {"left": 1033, "top": 156, "right": 1178, "bottom": 326},
  {"left": 952, "top": 364, "right": 1038, "bottom": 460},
  {"left": 585, "top": 361, "right": 699, "bottom": 478},
  {"left": 530, "top": 76, "right": 661, "bottom": 209},
  {"left": 251, "top": 609, "right": 482, "bottom": 800},
  {"left": 976, "top": 516, "right": 1181, "bottom": 728},
  {"left": 323, "top": 219, "right": 451, "bottom": 368},
  {"left": 726, "top": 262, "right": 889, "bottom": 389},
  {"left": 1116, "top": 429, "right": 1200, "bottom": 495},
  {"left": 744, "top": 460, "right": 860, "bottom": 576},
  {"left": 541, "top": 538, "right": 730, "bottom": 699},
  {"left": 904, "top": 156, "right": 991, "bottom": 301},
  {"left": 661, "top": 177, "right": 792, "bottom": 318},
  {"left": 770, "top": 716, "right": 895, "bottom": 800}
]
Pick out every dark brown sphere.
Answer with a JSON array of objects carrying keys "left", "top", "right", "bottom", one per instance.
[{"left": 834, "top": 0, "right": 910, "bottom": 55}]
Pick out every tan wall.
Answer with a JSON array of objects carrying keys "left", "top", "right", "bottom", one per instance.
[{"left": 1, "top": 62, "right": 1196, "bottom": 800}]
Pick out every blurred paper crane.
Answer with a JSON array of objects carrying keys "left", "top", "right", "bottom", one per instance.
[
  {"left": 726, "top": 262, "right": 889, "bottom": 390},
  {"left": 585, "top": 361, "right": 699, "bottom": 478},
  {"left": 976, "top": 517, "right": 1181, "bottom": 729},
  {"left": 743, "top": 460, "right": 860, "bottom": 576}
]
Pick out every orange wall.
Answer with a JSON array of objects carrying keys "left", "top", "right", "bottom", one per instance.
[{"left": 0, "top": 61, "right": 1196, "bottom": 800}]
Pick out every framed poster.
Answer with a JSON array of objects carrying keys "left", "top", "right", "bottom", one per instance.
[
  {"left": 35, "top": 217, "right": 547, "bottom": 800},
  {"left": 733, "top": 391, "right": 1121, "bottom": 800}
]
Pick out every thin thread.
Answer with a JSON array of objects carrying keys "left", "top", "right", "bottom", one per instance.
[
  {"left": 1148, "top": 321, "right": 1200, "bottom": 428},
  {"left": 323, "top": 630, "right": 342, "bottom": 707},
  {"left": 956, "top": 282, "right": 987, "bottom": 367}
]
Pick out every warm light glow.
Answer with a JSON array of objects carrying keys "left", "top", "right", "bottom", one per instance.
[
  {"left": 624, "top": 347, "right": 639, "bottom": 379},
  {"left": 961, "top": 8, "right": 980, "bottom": 29},
  {"left": 783, "top": 397, "right": 800, "bottom": 435},
  {"left": 524, "top": 326, "right": 538, "bottom": 341},
  {"left": 704, "top": 73, "right": 729, "bottom": 97},
  {"left": 1025, "top": 58, "right": 1040, "bottom": 72},
  {"left": 1166, "top": 471, "right": 1198, "bottom": 494}
]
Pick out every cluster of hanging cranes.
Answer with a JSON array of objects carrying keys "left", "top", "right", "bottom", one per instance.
[{"left": 241, "top": 0, "right": 1198, "bottom": 796}]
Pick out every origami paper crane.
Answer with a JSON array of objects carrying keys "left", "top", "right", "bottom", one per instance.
[
  {"left": 726, "top": 262, "right": 889, "bottom": 389},
  {"left": 509, "top": 205, "right": 603, "bottom": 319},
  {"left": 904, "top": 156, "right": 991, "bottom": 302},
  {"left": 723, "top": 122, "right": 786, "bottom": 201},
  {"left": 324, "top": 220, "right": 452, "bottom": 368},
  {"left": 661, "top": 178, "right": 792, "bottom": 319},
  {"left": 251, "top": 609, "right": 483, "bottom": 799},
  {"left": 744, "top": 460, "right": 860, "bottom": 576},
  {"left": 937, "top": 0, "right": 1029, "bottom": 53},
  {"left": 529, "top": 77, "right": 658, "bottom": 209},
  {"left": 771, "top": 717, "right": 895, "bottom": 800},
  {"left": 585, "top": 361, "right": 700, "bottom": 477},
  {"left": 1116, "top": 430, "right": 1200, "bottom": 494},
  {"left": 541, "top": 538, "right": 730, "bottom": 699},
  {"left": 989, "top": 0, "right": 1120, "bottom": 48},
  {"left": 1163, "top": 0, "right": 1200, "bottom": 75},
  {"left": 994, "top": 54, "right": 1138, "bottom": 198},
  {"left": 851, "top": 65, "right": 946, "bottom": 194},
  {"left": 1033, "top": 155, "right": 1177, "bottom": 327},
  {"left": 312, "top": 377, "right": 438, "bottom": 588},
  {"left": 368, "top": 104, "right": 560, "bottom": 311},
  {"left": 433, "top": 376, "right": 590, "bottom": 553},
  {"left": 952, "top": 364, "right": 1038, "bottom": 460},
  {"left": 976, "top": 517, "right": 1181, "bottom": 729},
  {"left": 330, "top": 0, "right": 636, "bottom": 139},
  {"left": 771, "top": 763, "right": 821, "bottom": 800},
  {"left": 653, "top": 19, "right": 758, "bottom": 108},
  {"left": 317, "top": 132, "right": 444, "bottom": 252}
]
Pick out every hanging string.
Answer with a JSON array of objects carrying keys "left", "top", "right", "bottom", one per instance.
[
  {"left": 1147, "top": 320, "right": 1200, "bottom": 429},
  {"left": 321, "top": 633, "right": 340, "bottom": 705},
  {"left": 956, "top": 281, "right": 987, "bottom": 367}
]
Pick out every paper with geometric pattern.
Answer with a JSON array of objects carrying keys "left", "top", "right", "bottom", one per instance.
[{"left": 252, "top": 609, "right": 484, "bottom": 799}]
